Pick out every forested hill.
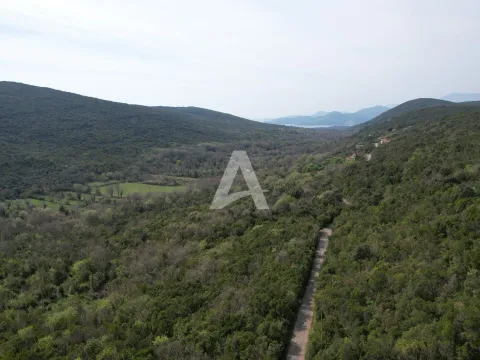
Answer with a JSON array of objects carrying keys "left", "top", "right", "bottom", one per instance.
[
  {"left": 0, "top": 81, "right": 283, "bottom": 142},
  {"left": 0, "top": 82, "right": 303, "bottom": 198},
  {"left": 368, "top": 98, "right": 454, "bottom": 124},
  {"left": 306, "top": 102, "right": 480, "bottom": 359}
]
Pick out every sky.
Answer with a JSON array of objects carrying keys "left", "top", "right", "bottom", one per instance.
[{"left": 1, "top": 0, "right": 479, "bottom": 119}]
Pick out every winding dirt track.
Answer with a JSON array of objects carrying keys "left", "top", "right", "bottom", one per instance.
[{"left": 285, "top": 228, "right": 332, "bottom": 360}]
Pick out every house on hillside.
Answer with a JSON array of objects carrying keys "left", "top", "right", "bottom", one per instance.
[
  {"left": 346, "top": 153, "right": 357, "bottom": 161},
  {"left": 374, "top": 142, "right": 379, "bottom": 148},
  {"left": 380, "top": 137, "right": 391, "bottom": 144}
]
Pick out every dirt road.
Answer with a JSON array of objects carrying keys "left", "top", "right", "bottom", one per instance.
[{"left": 285, "top": 228, "right": 331, "bottom": 360}]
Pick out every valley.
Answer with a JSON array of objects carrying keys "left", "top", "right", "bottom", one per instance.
[
  {"left": 2, "top": 1, "right": 480, "bottom": 359},
  {"left": 0, "top": 83, "right": 479, "bottom": 360}
]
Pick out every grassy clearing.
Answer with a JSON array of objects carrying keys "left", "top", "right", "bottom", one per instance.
[
  {"left": 16, "top": 197, "right": 83, "bottom": 210},
  {"left": 13, "top": 183, "right": 186, "bottom": 211},
  {"left": 22, "top": 199, "right": 58, "bottom": 209},
  {"left": 97, "top": 182, "right": 186, "bottom": 196}
]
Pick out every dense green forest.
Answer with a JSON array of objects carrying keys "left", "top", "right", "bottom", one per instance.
[
  {"left": 0, "top": 187, "right": 341, "bottom": 360},
  {"left": 0, "top": 143, "right": 343, "bottom": 359},
  {"left": 0, "top": 83, "right": 344, "bottom": 359},
  {"left": 0, "top": 82, "right": 339, "bottom": 199},
  {"left": 307, "top": 105, "right": 480, "bottom": 359},
  {"left": 0, "top": 83, "right": 479, "bottom": 359},
  {"left": 367, "top": 98, "right": 453, "bottom": 124}
]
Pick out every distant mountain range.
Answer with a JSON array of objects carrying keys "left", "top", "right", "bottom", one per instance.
[
  {"left": 264, "top": 105, "right": 390, "bottom": 127},
  {"left": 264, "top": 92, "right": 480, "bottom": 127}
]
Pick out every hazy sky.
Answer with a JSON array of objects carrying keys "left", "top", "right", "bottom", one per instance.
[{"left": 1, "top": 0, "right": 479, "bottom": 119}]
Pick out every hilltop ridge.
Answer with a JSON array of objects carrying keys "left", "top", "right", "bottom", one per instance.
[{"left": 0, "top": 82, "right": 302, "bottom": 197}]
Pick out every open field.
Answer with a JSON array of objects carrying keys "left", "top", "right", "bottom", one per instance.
[
  {"left": 23, "top": 198, "right": 58, "bottom": 209},
  {"left": 96, "top": 182, "right": 186, "bottom": 196},
  {"left": 11, "top": 182, "right": 186, "bottom": 211}
]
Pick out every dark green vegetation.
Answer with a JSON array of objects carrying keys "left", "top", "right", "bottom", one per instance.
[
  {"left": 0, "top": 187, "right": 337, "bottom": 360},
  {"left": 0, "top": 83, "right": 344, "bottom": 359},
  {"left": 0, "top": 82, "right": 313, "bottom": 199},
  {"left": 368, "top": 98, "right": 453, "bottom": 125},
  {"left": 0, "top": 83, "right": 479, "bottom": 359},
  {"left": 307, "top": 104, "right": 480, "bottom": 359},
  {"left": 0, "top": 144, "right": 342, "bottom": 360}
]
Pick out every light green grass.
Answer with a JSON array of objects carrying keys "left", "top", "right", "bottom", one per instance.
[
  {"left": 97, "top": 182, "right": 186, "bottom": 196},
  {"left": 23, "top": 199, "right": 58, "bottom": 209}
]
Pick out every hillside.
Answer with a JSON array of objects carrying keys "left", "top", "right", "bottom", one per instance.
[
  {"left": 0, "top": 104, "right": 341, "bottom": 359},
  {"left": 0, "top": 82, "right": 284, "bottom": 142},
  {"left": 368, "top": 98, "right": 453, "bottom": 124},
  {"left": 0, "top": 82, "right": 304, "bottom": 198},
  {"left": 305, "top": 104, "right": 480, "bottom": 359},
  {"left": 266, "top": 106, "right": 389, "bottom": 127}
]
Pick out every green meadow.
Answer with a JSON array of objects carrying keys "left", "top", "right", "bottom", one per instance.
[
  {"left": 96, "top": 182, "right": 186, "bottom": 196},
  {"left": 23, "top": 198, "right": 58, "bottom": 209}
]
